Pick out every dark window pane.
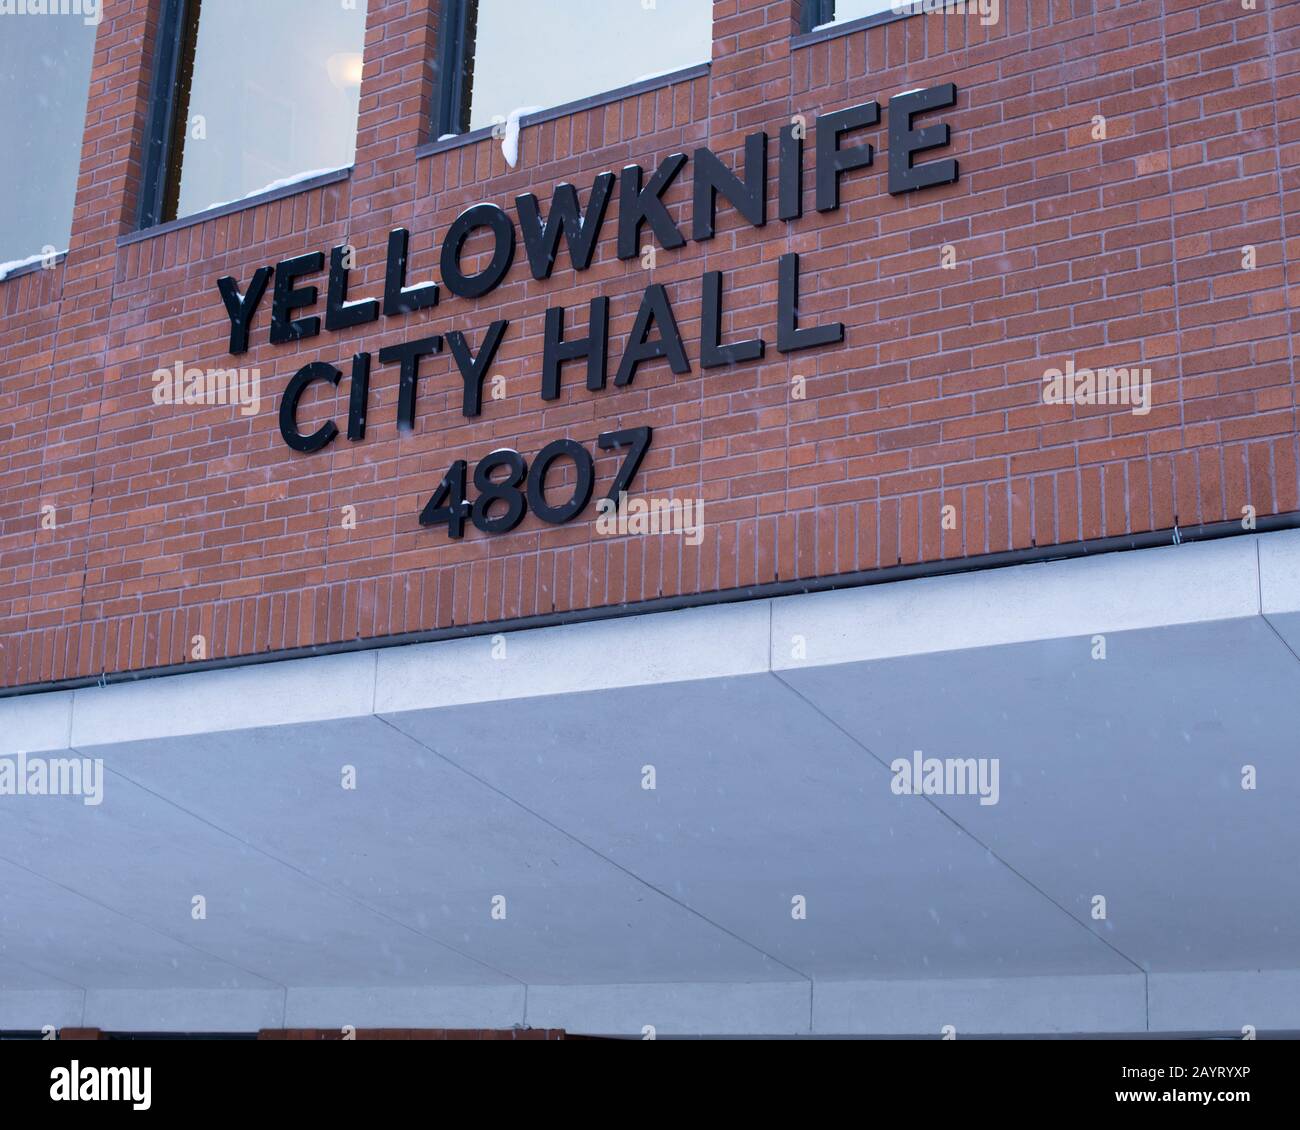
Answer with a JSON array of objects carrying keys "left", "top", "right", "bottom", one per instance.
[
  {"left": 459, "top": 0, "right": 711, "bottom": 134},
  {"left": 814, "top": 1, "right": 895, "bottom": 28},
  {"left": 0, "top": 15, "right": 96, "bottom": 271},
  {"left": 167, "top": 0, "right": 368, "bottom": 221}
]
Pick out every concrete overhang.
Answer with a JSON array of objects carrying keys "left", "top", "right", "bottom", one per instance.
[{"left": 2, "top": 531, "right": 1298, "bottom": 1036}]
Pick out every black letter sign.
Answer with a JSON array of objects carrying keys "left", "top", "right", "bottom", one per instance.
[{"left": 889, "top": 84, "right": 958, "bottom": 195}]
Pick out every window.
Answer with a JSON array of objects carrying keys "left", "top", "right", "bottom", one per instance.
[
  {"left": 0, "top": 13, "right": 96, "bottom": 274},
  {"left": 140, "top": 0, "right": 368, "bottom": 228},
  {"left": 802, "top": 1, "right": 898, "bottom": 33},
  {"left": 435, "top": 0, "right": 712, "bottom": 137}
]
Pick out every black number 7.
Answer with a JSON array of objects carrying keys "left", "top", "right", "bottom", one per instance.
[{"left": 597, "top": 426, "right": 653, "bottom": 504}]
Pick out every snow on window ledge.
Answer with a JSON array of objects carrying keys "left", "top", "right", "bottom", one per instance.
[
  {"left": 0, "top": 249, "right": 65, "bottom": 282},
  {"left": 196, "top": 166, "right": 352, "bottom": 216},
  {"left": 119, "top": 166, "right": 353, "bottom": 248}
]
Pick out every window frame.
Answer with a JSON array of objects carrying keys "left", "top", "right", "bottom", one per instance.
[
  {"left": 137, "top": 0, "right": 366, "bottom": 232},
  {"left": 138, "top": 0, "right": 195, "bottom": 230},
  {"left": 431, "top": 0, "right": 714, "bottom": 142},
  {"left": 433, "top": 0, "right": 477, "bottom": 139},
  {"left": 796, "top": 1, "right": 911, "bottom": 39},
  {"left": 0, "top": 11, "right": 99, "bottom": 269},
  {"left": 802, "top": 0, "right": 837, "bottom": 32}
]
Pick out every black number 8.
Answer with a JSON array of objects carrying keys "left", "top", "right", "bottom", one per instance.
[{"left": 471, "top": 449, "right": 528, "bottom": 533}]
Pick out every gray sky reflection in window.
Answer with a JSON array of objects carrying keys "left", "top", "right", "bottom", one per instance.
[
  {"left": 173, "top": 0, "right": 367, "bottom": 219},
  {"left": 463, "top": 0, "right": 712, "bottom": 132},
  {"left": 0, "top": 17, "right": 96, "bottom": 265}
]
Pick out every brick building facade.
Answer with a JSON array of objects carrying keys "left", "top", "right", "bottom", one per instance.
[
  {"left": 4, "top": 0, "right": 1296, "bottom": 690},
  {"left": 2, "top": 0, "right": 1299, "bottom": 1039}
]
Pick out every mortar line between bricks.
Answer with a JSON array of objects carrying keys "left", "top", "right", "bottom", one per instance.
[
  {"left": 1159, "top": 0, "right": 1190, "bottom": 520},
  {"left": 1263, "top": 0, "right": 1300, "bottom": 469},
  {"left": 71, "top": 289, "right": 113, "bottom": 682}
]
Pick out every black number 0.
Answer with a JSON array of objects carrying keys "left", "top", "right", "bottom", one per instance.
[{"left": 527, "top": 439, "right": 595, "bottom": 524}]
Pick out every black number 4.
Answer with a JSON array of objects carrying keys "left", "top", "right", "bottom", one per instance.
[{"left": 418, "top": 459, "right": 471, "bottom": 537}]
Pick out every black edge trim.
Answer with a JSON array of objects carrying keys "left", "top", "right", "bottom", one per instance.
[
  {"left": 793, "top": 7, "right": 913, "bottom": 48},
  {"left": 0, "top": 252, "right": 68, "bottom": 284},
  {"left": 4, "top": 514, "right": 1297, "bottom": 699},
  {"left": 137, "top": 0, "right": 188, "bottom": 230},
  {"left": 118, "top": 167, "right": 353, "bottom": 248},
  {"left": 419, "top": 123, "right": 494, "bottom": 158},
  {"left": 415, "top": 61, "right": 711, "bottom": 160},
  {"left": 432, "top": 0, "right": 469, "bottom": 138}
]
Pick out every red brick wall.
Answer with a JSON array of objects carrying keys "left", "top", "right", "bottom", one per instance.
[{"left": 1, "top": 0, "right": 1297, "bottom": 689}]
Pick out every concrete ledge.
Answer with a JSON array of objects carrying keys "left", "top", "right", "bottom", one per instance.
[
  {"left": 1258, "top": 530, "right": 1300, "bottom": 657},
  {"left": 5, "top": 532, "right": 1289, "bottom": 748},
  {"left": 1148, "top": 971, "right": 1300, "bottom": 1034},
  {"left": 82, "top": 989, "right": 286, "bottom": 1034},
  {"left": 813, "top": 974, "right": 1147, "bottom": 1036},
  {"left": 0, "top": 690, "right": 72, "bottom": 756},
  {"left": 69, "top": 652, "right": 377, "bottom": 747},
  {"left": 284, "top": 986, "right": 526, "bottom": 1031},
  {"left": 4, "top": 972, "right": 1294, "bottom": 1036},
  {"left": 771, "top": 537, "right": 1260, "bottom": 667},
  {"left": 1257, "top": 528, "right": 1300, "bottom": 614},
  {"left": 376, "top": 603, "right": 771, "bottom": 713},
  {"left": 525, "top": 981, "right": 811, "bottom": 1037},
  {"left": 0, "top": 988, "right": 83, "bottom": 1031}
]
